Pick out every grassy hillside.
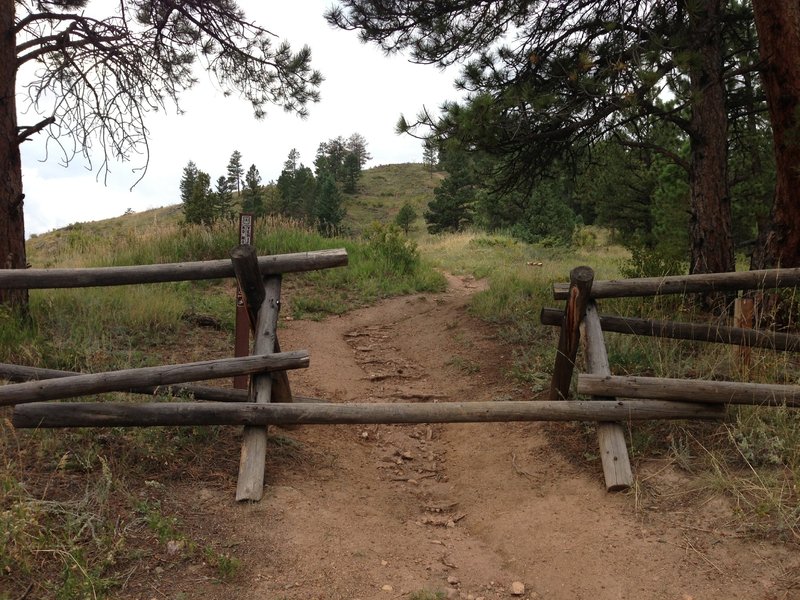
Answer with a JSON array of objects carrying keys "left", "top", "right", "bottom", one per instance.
[
  {"left": 26, "top": 162, "right": 439, "bottom": 264},
  {"left": 342, "top": 162, "right": 444, "bottom": 234}
]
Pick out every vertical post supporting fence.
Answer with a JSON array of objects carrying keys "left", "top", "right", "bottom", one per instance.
[
  {"left": 231, "top": 245, "right": 285, "bottom": 501},
  {"left": 582, "top": 301, "right": 633, "bottom": 491},
  {"left": 550, "top": 266, "right": 594, "bottom": 401}
]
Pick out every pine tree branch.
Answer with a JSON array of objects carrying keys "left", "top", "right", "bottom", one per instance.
[{"left": 613, "top": 136, "right": 691, "bottom": 173}]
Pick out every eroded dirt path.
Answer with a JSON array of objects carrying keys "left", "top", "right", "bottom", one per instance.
[{"left": 163, "top": 274, "right": 797, "bottom": 600}]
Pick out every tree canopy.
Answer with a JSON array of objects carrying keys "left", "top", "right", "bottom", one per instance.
[
  {"left": 328, "top": 0, "right": 783, "bottom": 278},
  {"left": 2, "top": 1, "right": 323, "bottom": 308}
]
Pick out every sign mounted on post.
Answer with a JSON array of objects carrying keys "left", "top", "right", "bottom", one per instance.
[{"left": 234, "top": 213, "right": 254, "bottom": 389}]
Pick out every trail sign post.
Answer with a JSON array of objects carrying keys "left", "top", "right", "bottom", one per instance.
[{"left": 234, "top": 213, "right": 254, "bottom": 389}]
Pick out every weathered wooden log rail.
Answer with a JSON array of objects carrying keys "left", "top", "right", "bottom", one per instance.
[
  {"left": 12, "top": 399, "right": 726, "bottom": 429},
  {"left": 540, "top": 308, "right": 800, "bottom": 352},
  {"left": 552, "top": 267, "right": 800, "bottom": 300},
  {"left": 578, "top": 375, "right": 800, "bottom": 407},
  {"left": 0, "top": 362, "right": 322, "bottom": 404},
  {"left": 0, "top": 352, "right": 309, "bottom": 406},
  {"left": 0, "top": 248, "right": 348, "bottom": 289}
]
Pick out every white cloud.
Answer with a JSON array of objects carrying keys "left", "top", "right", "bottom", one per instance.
[{"left": 20, "top": 0, "right": 464, "bottom": 236}]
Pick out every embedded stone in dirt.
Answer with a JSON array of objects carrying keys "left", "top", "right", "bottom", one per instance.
[{"left": 510, "top": 580, "right": 525, "bottom": 595}]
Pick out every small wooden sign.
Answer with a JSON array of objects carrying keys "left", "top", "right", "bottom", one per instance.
[{"left": 234, "top": 214, "right": 254, "bottom": 389}]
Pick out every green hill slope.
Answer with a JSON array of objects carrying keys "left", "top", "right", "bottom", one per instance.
[
  {"left": 26, "top": 163, "right": 442, "bottom": 264},
  {"left": 343, "top": 162, "right": 443, "bottom": 234}
]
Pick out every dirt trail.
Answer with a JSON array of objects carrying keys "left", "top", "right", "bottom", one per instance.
[{"left": 164, "top": 274, "right": 796, "bottom": 600}]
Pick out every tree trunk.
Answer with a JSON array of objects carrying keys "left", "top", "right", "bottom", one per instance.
[
  {"left": 686, "top": 0, "right": 734, "bottom": 278},
  {"left": 0, "top": 3, "right": 28, "bottom": 310},
  {"left": 751, "top": 0, "right": 800, "bottom": 269}
]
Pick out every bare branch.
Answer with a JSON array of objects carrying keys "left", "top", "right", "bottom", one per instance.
[
  {"left": 17, "top": 116, "right": 55, "bottom": 143},
  {"left": 13, "top": 1, "right": 322, "bottom": 183}
]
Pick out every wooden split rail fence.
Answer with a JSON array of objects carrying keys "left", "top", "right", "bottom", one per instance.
[
  {"left": 2, "top": 253, "right": 799, "bottom": 499},
  {"left": 542, "top": 265, "right": 800, "bottom": 491},
  {"left": 1, "top": 247, "right": 347, "bottom": 501}
]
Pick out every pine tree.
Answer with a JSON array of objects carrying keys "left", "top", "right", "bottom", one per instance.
[
  {"left": 192, "top": 170, "right": 214, "bottom": 226},
  {"left": 314, "top": 137, "right": 347, "bottom": 179},
  {"left": 315, "top": 174, "right": 345, "bottom": 234},
  {"left": 315, "top": 134, "right": 370, "bottom": 192},
  {"left": 395, "top": 202, "right": 417, "bottom": 234},
  {"left": 181, "top": 162, "right": 215, "bottom": 227},
  {"left": 214, "top": 176, "right": 235, "bottom": 222},
  {"left": 180, "top": 161, "right": 199, "bottom": 207},
  {"left": 422, "top": 139, "right": 438, "bottom": 176},
  {"left": 751, "top": 0, "right": 800, "bottom": 268},
  {"left": 425, "top": 162, "right": 474, "bottom": 234},
  {"left": 295, "top": 166, "right": 318, "bottom": 221},
  {"left": 242, "top": 164, "right": 265, "bottom": 216},
  {"left": 346, "top": 133, "right": 372, "bottom": 168},
  {"left": 227, "top": 150, "right": 244, "bottom": 196},
  {"left": 342, "top": 152, "right": 361, "bottom": 193},
  {"left": 277, "top": 149, "right": 316, "bottom": 220}
]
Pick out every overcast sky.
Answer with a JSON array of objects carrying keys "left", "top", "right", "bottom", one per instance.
[{"left": 20, "top": 1, "right": 463, "bottom": 236}]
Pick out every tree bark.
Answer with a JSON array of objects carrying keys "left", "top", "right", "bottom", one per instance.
[
  {"left": 0, "top": 3, "right": 28, "bottom": 310},
  {"left": 751, "top": 0, "right": 800, "bottom": 269},
  {"left": 686, "top": 0, "right": 734, "bottom": 277}
]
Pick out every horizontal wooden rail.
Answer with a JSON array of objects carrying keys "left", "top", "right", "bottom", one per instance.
[
  {"left": 0, "top": 351, "right": 309, "bottom": 406},
  {"left": 0, "top": 362, "right": 323, "bottom": 404},
  {"left": 552, "top": 267, "right": 800, "bottom": 300},
  {"left": 578, "top": 375, "right": 800, "bottom": 407},
  {"left": 0, "top": 248, "right": 347, "bottom": 289},
  {"left": 540, "top": 308, "right": 800, "bottom": 352},
  {"left": 11, "top": 399, "right": 727, "bottom": 428}
]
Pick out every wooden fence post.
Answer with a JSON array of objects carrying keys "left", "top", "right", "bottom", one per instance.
[
  {"left": 582, "top": 301, "right": 633, "bottom": 491},
  {"left": 231, "top": 245, "right": 293, "bottom": 403},
  {"left": 549, "top": 266, "right": 594, "bottom": 401},
  {"left": 231, "top": 245, "right": 285, "bottom": 501}
]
